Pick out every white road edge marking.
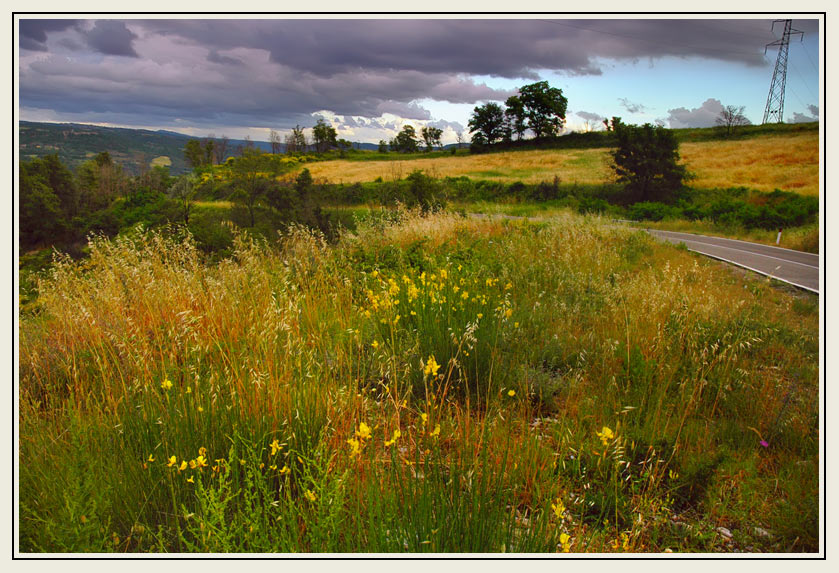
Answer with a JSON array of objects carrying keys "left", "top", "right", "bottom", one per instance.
[
  {"left": 680, "top": 246, "right": 819, "bottom": 294},
  {"left": 667, "top": 237, "right": 819, "bottom": 269},
  {"left": 649, "top": 229, "right": 820, "bottom": 259}
]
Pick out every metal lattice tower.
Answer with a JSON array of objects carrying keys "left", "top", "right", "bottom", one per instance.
[{"left": 762, "top": 19, "right": 804, "bottom": 124}]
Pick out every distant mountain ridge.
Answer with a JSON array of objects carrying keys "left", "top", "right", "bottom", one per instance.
[{"left": 19, "top": 121, "right": 379, "bottom": 175}]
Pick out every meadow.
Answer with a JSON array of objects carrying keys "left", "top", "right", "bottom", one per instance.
[
  {"left": 19, "top": 209, "right": 819, "bottom": 553},
  {"left": 305, "top": 132, "right": 819, "bottom": 197}
]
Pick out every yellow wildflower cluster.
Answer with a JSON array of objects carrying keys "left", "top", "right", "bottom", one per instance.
[
  {"left": 360, "top": 265, "right": 514, "bottom": 330},
  {"left": 596, "top": 426, "right": 615, "bottom": 446},
  {"left": 157, "top": 446, "right": 214, "bottom": 481},
  {"left": 423, "top": 355, "right": 441, "bottom": 378},
  {"left": 348, "top": 422, "right": 373, "bottom": 458},
  {"left": 559, "top": 532, "right": 571, "bottom": 553}
]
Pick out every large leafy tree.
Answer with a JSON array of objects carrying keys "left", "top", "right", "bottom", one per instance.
[
  {"left": 518, "top": 81, "right": 567, "bottom": 139},
  {"left": 229, "top": 149, "right": 274, "bottom": 227},
  {"left": 390, "top": 125, "right": 420, "bottom": 153},
  {"left": 420, "top": 126, "right": 443, "bottom": 152},
  {"left": 312, "top": 119, "right": 338, "bottom": 153},
  {"left": 468, "top": 102, "right": 505, "bottom": 145},
  {"left": 611, "top": 123, "right": 690, "bottom": 203},
  {"left": 504, "top": 95, "right": 527, "bottom": 141}
]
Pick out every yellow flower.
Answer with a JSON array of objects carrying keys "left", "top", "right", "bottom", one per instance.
[
  {"left": 552, "top": 499, "right": 566, "bottom": 519},
  {"left": 197, "top": 406, "right": 204, "bottom": 413},
  {"left": 356, "top": 422, "right": 372, "bottom": 440},
  {"left": 429, "top": 424, "right": 441, "bottom": 438},
  {"left": 195, "top": 455, "right": 208, "bottom": 470},
  {"left": 421, "top": 413, "right": 428, "bottom": 425},
  {"left": 186, "top": 476, "right": 195, "bottom": 484},
  {"left": 423, "top": 355, "right": 441, "bottom": 378},
  {"left": 198, "top": 446, "right": 207, "bottom": 457},
  {"left": 160, "top": 379, "right": 173, "bottom": 391},
  {"left": 304, "top": 489, "right": 317, "bottom": 502},
  {"left": 270, "top": 438, "right": 281, "bottom": 456},
  {"left": 559, "top": 532, "right": 571, "bottom": 552},
  {"left": 347, "top": 437, "right": 361, "bottom": 457},
  {"left": 372, "top": 270, "right": 379, "bottom": 278},
  {"left": 147, "top": 454, "right": 155, "bottom": 463},
  {"left": 371, "top": 340, "right": 379, "bottom": 350},
  {"left": 507, "top": 389, "right": 516, "bottom": 397},
  {"left": 384, "top": 429, "right": 402, "bottom": 447},
  {"left": 178, "top": 461, "right": 188, "bottom": 472},
  {"left": 596, "top": 426, "right": 615, "bottom": 446},
  {"left": 514, "top": 322, "right": 520, "bottom": 328},
  {"left": 505, "top": 308, "right": 513, "bottom": 318},
  {"left": 279, "top": 465, "right": 290, "bottom": 475},
  {"left": 167, "top": 455, "right": 177, "bottom": 467},
  {"left": 477, "top": 313, "right": 483, "bottom": 319}
]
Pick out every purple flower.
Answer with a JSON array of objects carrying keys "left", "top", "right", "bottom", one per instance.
[{"left": 760, "top": 440, "right": 770, "bottom": 448}]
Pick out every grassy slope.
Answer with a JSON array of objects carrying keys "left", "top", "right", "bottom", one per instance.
[
  {"left": 19, "top": 211, "right": 818, "bottom": 553},
  {"left": 306, "top": 132, "right": 819, "bottom": 197}
]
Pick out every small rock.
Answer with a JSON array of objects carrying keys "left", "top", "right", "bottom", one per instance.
[
  {"left": 716, "top": 526, "right": 733, "bottom": 539},
  {"left": 754, "top": 527, "right": 772, "bottom": 538}
]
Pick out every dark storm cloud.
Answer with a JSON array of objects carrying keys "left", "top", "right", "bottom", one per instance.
[
  {"left": 790, "top": 111, "right": 818, "bottom": 123},
  {"left": 19, "top": 19, "right": 77, "bottom": 51},
  {"left": 667, "top": 98, "right": 724, "bottom": 128},
  {"left": 19, "top": 18, "right": 820, "bottom": 137},
  {"left": 141, "top": 18, "right": 804, "bottom": 79},
  {"left": 618, "top": 98, "right": 647, "bottom": 114},
  {"left": 85, "top": 20, "right": 139, "bottom": 57},
  {"left": 807, "top": 104, "right": 819, "bottom": 117}
]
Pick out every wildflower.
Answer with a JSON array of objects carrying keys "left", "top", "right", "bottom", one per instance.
[
  {"left": 269, "top": 464, "right": 277, "bottom": 470},
  {"left": 424, "top": 355, "right": 441, "bottom": 378},
  {"left": 270, "top": 438, "right": 281, "bottom": 456},
  {"left": 505, "top": 308, "right": 513, "bottom": 318},
  {"left": 507, "top": 389, "right": 516, "bottom": 397},
  {"left": 178, "top": 461, "right": 188, "bottom": 472},
  {"left": 279, "top": 465, "right": 290, "bottom": 475},
  {"left": 167, "top": 455, "right": 177, "bottom": 467},
  {"left": 195, "top": 455, "right": 208, "bottom": 470},
  {"left": 760, "top": 440, "right": 770, "bottom": 448},
  {"left": 421, "top": 413, "right": 428, "bottom": 425},
  {"left": 559, "top": 532, "right": 571, "bottom": 552},
  {"left": 304, "top": 489, "right": 317, "bottom": 502},
  {"left": 505, "top": 282, "right": 512, "bottom": 290},
  {"left": 198, "top": 406, "right": 204, "bottom": 413},
  {"left": 514, "top": 322, "right": 520, "bottom": 328},
  {"left": 372, "top": 270, "right": 379, "bottom": 278},
  {"left": 347, "top": 437, "right": 361, "bottom": 458},
  {"left": 356, "top": 422, "right": 372, "bottom": 440},
  {"left": 161, "top": 379, "right": 173, "bottom": 391},
  {"left": 147, "top": 454, "right": 155, "bottom": 463},
  {"left": 429, "top": 424, "right": 441, "bottom": 438},
  {"left": 371, "top": 340, "right": 379, "bottom": 350},
  {"left": 552, "top": 499, "right": 566, "bottom": 519},
  {"left": 477, "top": 313, "right": 483, "bottom": 319},
  {"left": 189, "top": 459, "right": 197, "bottom": 469},
  {"left": 187, "top": 476, "right": 195, "bottom": 484},
  {"left": 199, "top": 447, "right": 207, "bottom": 457},
  {"left": 385, "top": 429, "right": 402, "bottom": 447},
  {"left": 596, "top": 426, "right": 615, "bottom": 446},
  {"left": 186, "top": 386, "right": 192, "bottom": 394}
]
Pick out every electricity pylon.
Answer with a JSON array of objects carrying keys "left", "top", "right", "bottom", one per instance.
[{"left": 762, "top": 19, "right": 804, "bottom": 124}]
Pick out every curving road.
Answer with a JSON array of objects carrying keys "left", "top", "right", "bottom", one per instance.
[{"left": 647, "top": 229, "right": 819, "bottom": 293}]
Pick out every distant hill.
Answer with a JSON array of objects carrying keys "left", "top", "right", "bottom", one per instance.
[{"left": 19, "top": 121, "right": 380, "bottom": 175}]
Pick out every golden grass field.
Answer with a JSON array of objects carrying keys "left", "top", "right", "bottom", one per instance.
[{"left": 306, "top": 133, "right": 819, "bottom": 196}]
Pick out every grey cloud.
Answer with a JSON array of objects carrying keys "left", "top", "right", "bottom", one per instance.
[
  {"left": 807, "top": 104, "right": 819, "bottom": 117},
  {"left": 427, "top": 119, "right": 464, "bottom": 132},
  {"left": 85, "top": 20, "right": 138, "bottom": 57},
  {"left": 375, "top": 101, "right": 432, "bottom": 120},
  {"left": 619, "top": 98, "right": 647, "bottom": 114},
  {"left": 790, "top": 112, "right": 818, "bottom": 123},
  {"left": 19, "top": 19, "right": 77, "bottom": 44},
  {"left": 207, "top": 50, "right": 242, "bottom": 65},
  {"left": 666, "top": 98, "right": 724, "bottom": 128},
  {"left": 576, "top": 111, "right": 604, "bottom": 122}
]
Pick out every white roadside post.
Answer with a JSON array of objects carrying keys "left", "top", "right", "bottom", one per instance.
[{"left": 776, "top": 228, "right": 782, "bottom": 245}]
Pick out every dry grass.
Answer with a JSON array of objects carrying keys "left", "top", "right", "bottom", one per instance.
[
  {"left": 306, "top": 133, "right": 819, "bottom": 195},
  {"left": 680, "top": 133, "right": 819, "bottom": 195}
]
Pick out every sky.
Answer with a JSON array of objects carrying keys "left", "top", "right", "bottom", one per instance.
[{"left": 17, "top": 16, "right": 822, "bottom": 145}]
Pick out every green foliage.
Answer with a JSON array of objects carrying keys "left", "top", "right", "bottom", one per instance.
[
  {"left": 312, "top": 118, "right": 338, "bottom": 153},
  {"left": 421, "top": 126, "right": 443, "bottom": 152},
  {"left": 517, "top": 81, "right": 568, "bottom": 139},
  {"left": 612, "top": 123, "right": 690, "bottom": 203},
  {"left": 468, "top": 102, "right": 505, "bottom": 146},
  {"left": 390, "top": 125, "right": 420, "bottom": 153}
]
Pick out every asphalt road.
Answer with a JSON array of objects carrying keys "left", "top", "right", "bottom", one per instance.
[{"left": 647, "top": 229, "right": 820, "bottom": 293}]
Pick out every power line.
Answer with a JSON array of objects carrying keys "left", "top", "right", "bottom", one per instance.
[{"left": 763, "top": 19, "right": 804, "bottom": 124}]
